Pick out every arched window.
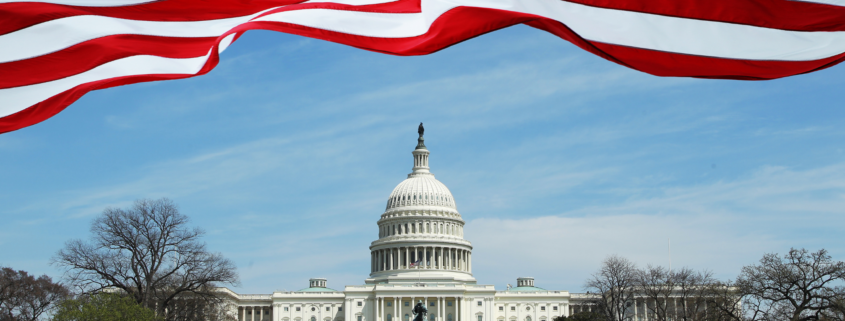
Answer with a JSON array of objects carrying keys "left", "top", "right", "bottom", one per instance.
[
  {"left": 387, "top": 315, "right": 392, "bottom": 321},
  {"left": 448, "top": 314, "right": 453, "bottom": 321},
  {"left": 429, "top": 315, "right": 435, "bottom": 321},
  {"left": 313, "top": 317, "right": 317, "bottom": 321},
  {"left": 405, "top": 314, "right": 410, "bottom": 321},
  {"left": 526, "top": 317, "right": 531, "bottom": 321}
]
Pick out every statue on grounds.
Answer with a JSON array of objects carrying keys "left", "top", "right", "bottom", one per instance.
[
  {"left": 418, "top": 122, "right": 424, "bottom": 137},
  {"left": 413, "top": 300, "right": 428, "bottom": 321}
]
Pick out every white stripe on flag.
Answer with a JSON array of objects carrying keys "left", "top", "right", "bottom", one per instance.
[
  {"left": 0, "top": 53, "right": 211, "bottom": 118},
  {"left": 0, "top": 9, "right": 275, "bottom": 64}
]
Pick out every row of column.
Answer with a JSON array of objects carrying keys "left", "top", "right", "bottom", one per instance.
[
  {"left": 380, "top": 220, "right": 463, "bottom": 238},
  {"left": 375, "top": 296, "right": 466, "bottom": 321},
  {"left": 632, "top": 298, "right": 707, "bottom": 321},
  {"left": 272, "top": 303, "right": 341, "bottom": 321},
  {"left": 240, "top": 306, "right": 271, "bottom": 321},
  {"left": 576, "top": 298, "right": 703, "bottom": 321},
  {"left": 500, "top": 303, "right": 562, "bottom": 321},
  {"left": 371, "top": 246, "right": 471, "bottom": 273}
]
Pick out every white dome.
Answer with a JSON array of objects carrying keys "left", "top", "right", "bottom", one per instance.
[{"left": 385, "top": 176, "right": 456, "bottom": 210}]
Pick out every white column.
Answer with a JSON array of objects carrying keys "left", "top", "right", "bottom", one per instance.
[
  {"left": 405, "top": 248, "right": 409, "bottom": 269},
  {"left": 672, "top": 299, "right": 676, "bottom": 321},
  {"left": 458, "top": 298, "right": 462, "bottom": 321},
  {"left": 381, "top": 298, "right": 385, "bottom": 321},
  {"left": 634, "top": 299, "right": 638, "bottom": 321},
  {"left": 439, "top": 297, "right": 444, "bottom": 321},
  {"left": 456, "top": 297, "right": 460, "bottom": 321},
  {"left": 251, "top": 307, "right": 256, "bottom": 321},
  {"left": 442, "top": 248, "right": 446, "bottom": 269}
]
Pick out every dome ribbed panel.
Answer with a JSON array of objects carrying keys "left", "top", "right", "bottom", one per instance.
[{"left": 385, "top": 176, "right": 456, "bottom": 210}]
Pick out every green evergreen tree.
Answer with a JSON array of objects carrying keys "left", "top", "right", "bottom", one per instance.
[{"left": 52, "top": 293, "right": 160, "bottom": 321}]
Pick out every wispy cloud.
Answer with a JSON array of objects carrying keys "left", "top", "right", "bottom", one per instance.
[{"left": 467, "top": 162, "right": 845, "bottom": 292}]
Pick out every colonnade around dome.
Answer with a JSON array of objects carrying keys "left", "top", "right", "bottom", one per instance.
[{"left": 371, "top": 246, "right": 471, "bottom": 273}]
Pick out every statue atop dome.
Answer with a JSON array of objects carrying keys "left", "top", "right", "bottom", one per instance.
[{"left": 416, "top": 123, "right": 427, "bottom": 150}]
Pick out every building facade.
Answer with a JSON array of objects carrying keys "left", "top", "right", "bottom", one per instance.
[{"left": 225, "top": 130, "right": 594, "bottom": 321}]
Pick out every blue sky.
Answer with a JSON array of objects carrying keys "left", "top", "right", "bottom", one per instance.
[{"left": 1, "top": 24, "right": 845, "bottom": 294}]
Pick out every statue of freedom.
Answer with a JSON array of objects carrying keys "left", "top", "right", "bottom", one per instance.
[{"left": 413, "top": 300, "right": 428, "bottom": 321}]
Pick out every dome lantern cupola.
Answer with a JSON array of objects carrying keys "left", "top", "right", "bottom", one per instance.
[{"left": 410, "top": 122, "right": 431, "bottom": 178}]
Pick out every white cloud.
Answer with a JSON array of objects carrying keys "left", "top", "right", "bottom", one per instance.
[{"left": 465, "top": 162, "right": 845, "bottom": 291}]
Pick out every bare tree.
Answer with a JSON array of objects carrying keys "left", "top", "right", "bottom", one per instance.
[
  {"left": 636, "top": 265, "right": 674, "bottom": 321},
  {"left": 0, "top": 266, "right": 69, "bottom": 321},
  {"left": 674, "top": 267, "right": 715, "bottom": 321},
  {"left": 736, "top": 248, "right": 845, "bottom": 321},
  {"left": 700, "top": 280, "right": 744, "bottom": 321},
  {"left": 585, "top": 255, "right": 639, "bottom": 321},
  {"left": 52, "top": 198, "right": 239, "bottom": 319}
]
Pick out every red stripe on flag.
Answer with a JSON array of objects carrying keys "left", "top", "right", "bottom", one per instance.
[
  {"left": 0, "top": 35, "right": 218, "bottom": 89},
  {"left": 0, "top": 34, "right": 229, "bottom": 134},
  {"left": 0, "top": 0, "right": 302, "bottom": 36}
]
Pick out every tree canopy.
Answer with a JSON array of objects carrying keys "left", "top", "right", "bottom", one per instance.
[
  {"left": 52, "top": 198, "right": 239, "bottom": 319},
  {"left": 0, "top": 266, "right": 68, "bottom": 321},
  {"left": 52, "top": 292, "right": 160, "bottom": 321}
]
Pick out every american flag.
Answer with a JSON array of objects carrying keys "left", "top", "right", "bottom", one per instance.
[
  {"left": 410, "top": 260, "right": 422, "bottom": 267},
  {"left": 3, "top": 0, "right": 845, "bottom": 133}
]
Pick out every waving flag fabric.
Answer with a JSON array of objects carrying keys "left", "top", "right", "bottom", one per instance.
[{"left": 3, "top": 0, "right": 845, "bottom": 133}]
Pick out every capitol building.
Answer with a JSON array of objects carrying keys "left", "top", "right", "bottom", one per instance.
[{"left": 223, "top": 128, "right": 593, "bottom": 321}]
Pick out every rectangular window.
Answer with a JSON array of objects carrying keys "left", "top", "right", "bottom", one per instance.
[
  {"left": 498, "top": 307, "right": 503, "bottom": 311},
  {"left": 430, "top": 302, "right": 435, "bottom": 307},
  {"left": 297, "top": 307, "right": 301, "bottom": 311},
  {"left": 478, "top": 302, "right": 482, "bottom": 306},
  {"left": 448, "top": 302, "right": 452, "bottom": 307},
  {"left": 359, "top": 317, "right": 363, "bottom": 321},
  {"left": 327, "top": 307, "right": 332, "bottom": 311},
  {"left": 510, "top": 307, "right": 515, "bottom": 311},
  {"left": 541, "top": 307, "right": 545, "bottom": 311},
  {"left": 553, "top": 307, "right": 557, "bottom": 311},
  {"left": 388, "top": 302, "right": 392, "bottom": 307},
  {"left": 340, "top": 308, "right": 344, "bottom": 312},
  {"left": 285, "top": 307, "right": 290, "bottom": 311},
  {"left": 405, "top": 302, "right": 410, "bottom": 307},
  {"left": 478, "top": 316, "right": 482, "bottom": 321},
  {"left": 358, "top": 302, "right": 363, "bottom": 307}
]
